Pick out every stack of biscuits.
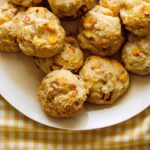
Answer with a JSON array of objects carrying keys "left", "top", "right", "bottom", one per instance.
[{"left": 0, "top": 0, "right": 149, "bottom": 118}]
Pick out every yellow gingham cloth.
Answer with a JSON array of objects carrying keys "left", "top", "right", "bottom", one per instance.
[{"left": 0, "top": 96, "right": 149, "bottom": 150}]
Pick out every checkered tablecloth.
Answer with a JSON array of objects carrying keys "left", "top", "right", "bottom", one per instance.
[{"left": 0, "top": 96, "right": 149, "bottom": 150}]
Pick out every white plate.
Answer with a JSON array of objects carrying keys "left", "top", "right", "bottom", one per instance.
[
  {"left": 0, "top": 0, "right": 150, "bottom": 130},
  {"left": 0, "top": 52, "right": 150, "bottom": 130}
]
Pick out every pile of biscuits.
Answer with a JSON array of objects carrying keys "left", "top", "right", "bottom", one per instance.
[{"left": 0, "top": 0, "right": 150, "bottom": 118}]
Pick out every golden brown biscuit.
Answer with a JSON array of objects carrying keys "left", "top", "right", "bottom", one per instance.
[
  {"left": 35, "top": 36, "right": 84, "bottom": 74},
  {"left": 10, "top": 0, "right": 42, "bottom": 7},
  {"left": 100, "top": 0, "right": 121, "bottom": 16},
  {"left": 0, "top": 2, "right": 18, "bottom": 25},
  {"left": 0, "top": 2, "right": 25, "bottom": 52},
  {"left": 38, "top": 70, "right": 87, "bottom": 118},
  {"left": 48, "top": 0, "right": 96, "bottom": 18},
  {"left": 120, "top": 0, "right": 150, "bottom": 37},
  {"left": 78, "top": 5, "right": 124, "bottom": 57},
  {"left": 79, "top": 56, "right": 129, "bottom": 105},
  {"left": 17, "top": 7, "right": 65, "bottom": 58},
  {"left": 122, "top": 34, "right": 150, "bottom": 75}
]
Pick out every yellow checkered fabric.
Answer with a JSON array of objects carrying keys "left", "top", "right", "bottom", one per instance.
[{"left": 0, "top": 96, "right": 149, "bottom": 150}]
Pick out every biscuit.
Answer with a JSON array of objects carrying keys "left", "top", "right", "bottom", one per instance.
[
  {"left": 100, "top": 0, "right": 121, "bottom": 16},
  {"left": 120, "top": 0, "right": 150, "bottom": 37},
  {"left": 78, "top": 5, "right": 124, "bottom": 56},
  {"left": 38, "top": 70, "right": 87, "bottom": 118},
  {"left": 122, "top": 34, "right": 150, "bottom": 75},
  {"left": 17, "top": 7, "right": 65, "bottom": 58},
  {"left": 0, "top": 2, "right": 25, "bottom": 52},
  {"left": 35, "top": 36, "right": 84, "bottom": 74},
  {"left": 48, "top": 0, "right": 96, "bottom": 18},
  {"left": 79, "top": 56, "right": 129, "bottom": 104}
]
